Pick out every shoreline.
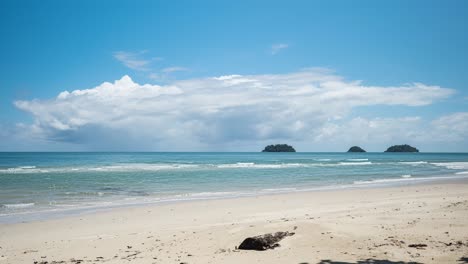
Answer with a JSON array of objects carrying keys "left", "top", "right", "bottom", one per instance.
[
  {"left": 1, "top": 179, "right": 467, "bottom": 263},
  {"left": 1, "top": 174, "right": 467, "bottom": 224}
]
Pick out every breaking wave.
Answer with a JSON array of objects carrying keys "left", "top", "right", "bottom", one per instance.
[
  {"left": 216, "top": 162, "right": 306, "bottom": 169},
  {"left": 338, "top": 161, "right": 372, "bottom": 166},
  {"left": 431, "top": 162, "right": 468, "bottom": 170},
  {"left": 398, "top": 161, "right": 428, "bottom": 165},
  {"left": 1, "top": 203, "right": 35, "bottom": 209},
  {"left": 0, "top": 163, "right": 200, "bottom": 174}
]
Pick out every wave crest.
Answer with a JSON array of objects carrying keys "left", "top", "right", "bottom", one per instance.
[
  {"left": 431, "top": 162, "right": 468, "bottom": 170},
  {"left": 2, "top": 203, "right": 35, "bottom": 209}
]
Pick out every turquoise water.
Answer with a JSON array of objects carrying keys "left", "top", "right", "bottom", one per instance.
[{"left": 1, "top": 152, "right": 467, "bottom": 222}]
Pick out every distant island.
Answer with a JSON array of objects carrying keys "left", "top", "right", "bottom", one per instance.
[
  {"left": 347, "top": 146, "right": 366, "bottom": 152},
  {"left": 262, "top": 144, "right": 296, "bottom": 152},
  {"left": 385, "top": 144, "right": 419, "bottom": 152}
]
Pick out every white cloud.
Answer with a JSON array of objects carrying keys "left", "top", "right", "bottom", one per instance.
[
  {"left": 308, "top": 113, "right": 468, "bottom": 151},
  {"left": 113, "top": 51, "right": 152, "bottom": 71},
  {"left": 113, "top": 50, "right": 189, "bottom": 80},
  {"left": 13, "top": 69, "right": 459, "bottom": 151},
  {"left": 162, "top": 66, "right": 189, "bottom": 73},
  {"left": 271, "top": 43, "right": 289, "bottom": 55},
  {"left": 431, "top": 112, "right": 468, "bottom": 141},
  {"left": 313, "top": 116, "right": 425, "bottom": 147},
  {"left": 113, "top": 50, "right": 188, "bottom": 80},
  {"left": 149, "top": 66, "right": 190, "bottom": 81}
]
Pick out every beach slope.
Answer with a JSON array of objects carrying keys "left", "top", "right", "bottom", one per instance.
[{"left": 1, "top": 181, "right": 467, "bottom": 263}]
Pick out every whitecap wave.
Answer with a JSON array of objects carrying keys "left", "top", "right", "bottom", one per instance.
[
  {"left": 19, "top": 166, "right": 36, "bottom": 169},
  {"left": 339, "top": 161, "right": 372, "bottom": 166},
  {"left": 2, "top": 203, "right": 35, "bottom": 209},
  {"left": 216, "top": 162, "right": 306, "bottom": 169},
  {"left": 0, "top": 166, "right": 48, "bottom": 174},
  {"left": 431, "top": 162, "right": 468, "bottom": 170},
  {"left": 346, "top": 158, "right": 368, "bottom": 161},
  {"left": 0, "top": 163, "right": 200, "bottom": 174},
  {"left": 401, "top": 174, "right": 412, "bottom": 178},
  {"left": 86, "top": 163, "right": 199, "bottom": 172},
  {"left": 216, "top": 162, "right": 255, "bottom": 168},
  {"left": 398, "top": 161, "right": 428, "bottom": 165}
]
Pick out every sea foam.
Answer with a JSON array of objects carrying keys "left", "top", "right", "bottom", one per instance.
[
  {"left": 0, "top": 163, "right": 200, "bottom": 174},
  {"left": 398, "top": 161, "right": 428, "bottom": 165},
  {"left": 353, "top": 175, "right": 466, "bottom": 185},
  {"left": 216, "top": 162, "right": 306, "bottom": 169},
  {"left": 339, "top": 161, "right": 372, "bottom": 166},
  {"left": 2, "top": 203, "right": 35, "bottom": 209},
  {"left": 431, "top": 162, "right": 468, "bottom": 170}
]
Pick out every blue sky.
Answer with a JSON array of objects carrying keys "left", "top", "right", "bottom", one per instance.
[{"left": 1, "top": 0, "right": 467, "bottom": 151}]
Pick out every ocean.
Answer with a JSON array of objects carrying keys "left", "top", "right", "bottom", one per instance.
[{"left": 1, "top": 152, "right": 467, "bottom": 223}]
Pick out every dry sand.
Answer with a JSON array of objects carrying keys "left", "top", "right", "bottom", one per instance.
[{"left": 1, "top": 180, "right": 467, "bottom": 264}]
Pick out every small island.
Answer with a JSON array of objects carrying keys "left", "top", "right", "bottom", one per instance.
[
  {"left": 347, "top": 146, "right": 366, "bottom": 152},
  {"left": 384, "top": 144, "right": 419, "bottom": 153},
  {"left": 262, "top": 144, "right": 296, "bottom": 152}
]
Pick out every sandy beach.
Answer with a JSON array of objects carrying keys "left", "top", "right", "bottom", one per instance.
[
  {"left": 2, "top": 0, "right": 468, "bottom": 263},
  {"left": 1, "top": 180, "right": 467, "bottom": 264}
]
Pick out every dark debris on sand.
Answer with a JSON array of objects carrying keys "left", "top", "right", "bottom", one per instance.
[{"left": 238, "top": 231, "right": 295, "bottom": 251}]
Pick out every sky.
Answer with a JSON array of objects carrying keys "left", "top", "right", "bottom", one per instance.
[{"left": 0, "top": 0, "right": 467, "bottom": 152}]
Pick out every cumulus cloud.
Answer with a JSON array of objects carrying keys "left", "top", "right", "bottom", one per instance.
[
  {"left": 13, "top": 68, "right": 459, "bottom": 151},
  {"left": 271, "top": 43, "right": 289, "bottom": 55}
]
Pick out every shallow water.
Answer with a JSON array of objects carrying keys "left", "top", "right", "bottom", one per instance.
[{"left": 1, "top": 152, "right": 467, "bottom": 222}]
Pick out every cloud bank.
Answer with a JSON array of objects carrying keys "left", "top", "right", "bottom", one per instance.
[{"left": 11, "top": 68, "right": 465, "bottom": 151}]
